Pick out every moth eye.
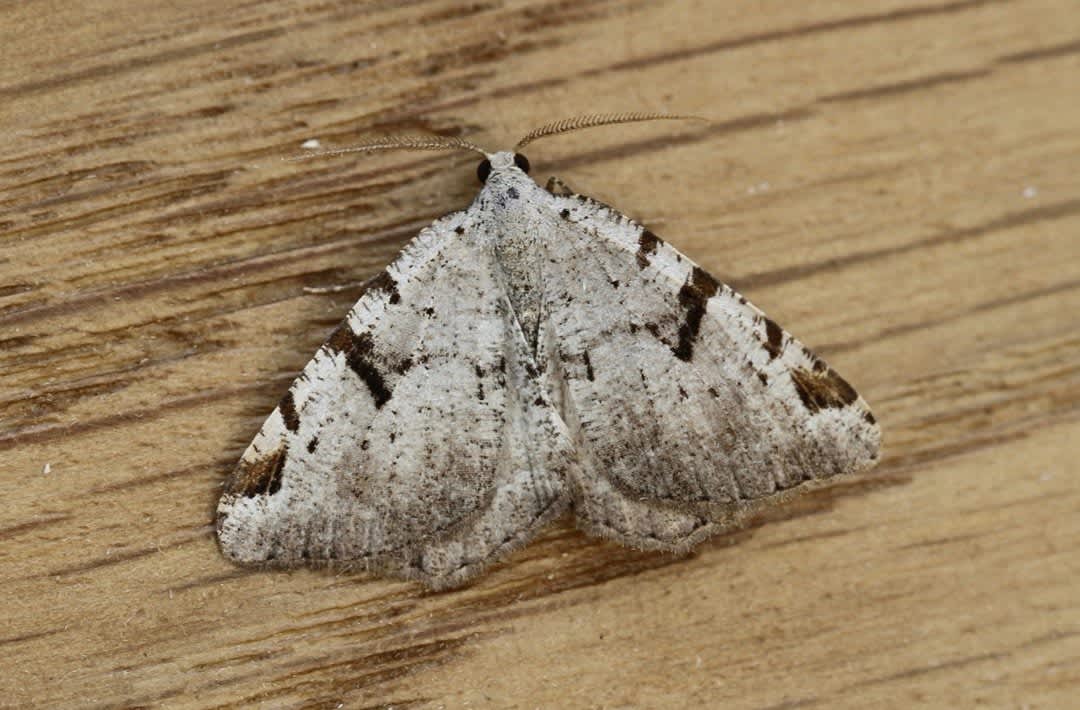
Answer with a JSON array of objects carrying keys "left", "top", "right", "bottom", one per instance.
[
  {"left": 513, "top": 153, "right": 531, "bottom": 174},
  {"left": 477, "top": 159, "right": 492, "bottom": 184}
]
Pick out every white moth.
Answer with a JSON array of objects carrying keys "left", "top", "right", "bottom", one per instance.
[{"left": 217, "top": 114, "right": 881, "bottom": 589}]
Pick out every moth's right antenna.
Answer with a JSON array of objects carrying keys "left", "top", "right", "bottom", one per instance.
[
  {"left": 287, "top": 135, "right": 490, "bottom": 162},
  {"left": 514, "top": 112, "right": 707, "bottom": 151}
]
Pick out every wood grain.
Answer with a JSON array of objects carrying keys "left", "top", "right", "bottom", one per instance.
[{"left": 2, "top": 0, "right": 1078, "bottom": 707}]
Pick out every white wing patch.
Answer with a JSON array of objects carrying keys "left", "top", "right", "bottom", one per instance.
[
  {"left": 537, "top": 191, "right": 879, "bottom": 549},
  {"left": 217, "top": 212, "right": 571, "bottom": 587},
  {"left": 217, "top": 153, "right": 881, "bottom": 588}
]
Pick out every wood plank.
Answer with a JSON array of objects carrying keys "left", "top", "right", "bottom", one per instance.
[{"left": 2, "top": 0, "right": 1078, "bottom": 707}]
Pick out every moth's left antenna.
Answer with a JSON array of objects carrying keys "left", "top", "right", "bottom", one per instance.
[{"left": 287, "top": 135, "right": 490, "bottom": 162}]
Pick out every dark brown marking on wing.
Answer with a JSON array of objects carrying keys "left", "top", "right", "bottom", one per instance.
[
  {"left": 643, "top": 321, "right": 667, "bottom": 346},
  {"left": 636, "top": 229, "right": 662, "bottom": 269},
  {"left": 672, "top": 266, "right": 720, "bottom": 361},
  {"left": 325, "top": 323, "right": 354, "bottom": 354},
  {"left": 365, "top": 270, "right": 400, "bottom": 305},
  {"left": 278, "top": 391, "right": 300, "bottom": 433},
  {"left": 345, "top": 332, "right": 392, "bottom": 408},
  {"left": 790, "top": 366, "right": 860, "bottom": 413},
  {"left": 582, "top": 350, "right": 595, "bottom": 381},
  {"left": 226, "top": 445, "right": 287, "bottom": 498},
  {"left": 325, "top": 323, "right": 396, "bottom": 407},
  {"left": 763, "top": 317, "right": 784, "bottom": 360},
  {"left": 306, "top": 436, "right": 319, "bottom": 454}
]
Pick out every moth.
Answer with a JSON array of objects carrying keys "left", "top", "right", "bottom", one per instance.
[{"left": 216, "top": 114, "right": 881, "bottom": 589}]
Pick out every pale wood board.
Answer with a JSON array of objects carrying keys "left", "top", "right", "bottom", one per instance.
[{"left": 2, "top": 1, "right": 1079, "bottom": 707}]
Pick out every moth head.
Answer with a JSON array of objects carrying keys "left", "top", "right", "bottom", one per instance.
[{"left": 477, "top": 151, "right": 530, "bottom": 184}]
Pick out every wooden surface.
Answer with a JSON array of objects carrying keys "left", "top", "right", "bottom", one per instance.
[{"left": 2, "top": 1, "right": 1078, "bottom": 707}]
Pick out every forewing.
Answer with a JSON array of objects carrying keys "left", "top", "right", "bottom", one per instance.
[
  {"left": 217, "top": 213, "right": 568, "bottom": 584},
  {"left": 538, "top": 189, "right": 881, "bottom": 541}
]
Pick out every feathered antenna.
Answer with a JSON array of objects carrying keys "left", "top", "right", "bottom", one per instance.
[
  {"left": 514, "top": 112, "right": 707, "bottom": 151},
  {"left": 287, "top": 135, "right": 490, "bottom": 162}
]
